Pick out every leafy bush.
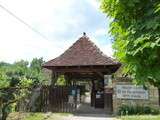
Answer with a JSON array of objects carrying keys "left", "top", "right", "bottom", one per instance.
[
  {"left": 118, "top": 105, "right": 160, "bottom": 115},
  {"left": 150, "top": 107, "right": 160, "bottom": 115}
]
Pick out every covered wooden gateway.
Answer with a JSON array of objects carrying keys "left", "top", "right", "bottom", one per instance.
[{"left": 43, "top": 33, "right": 121, "bottom": 113}]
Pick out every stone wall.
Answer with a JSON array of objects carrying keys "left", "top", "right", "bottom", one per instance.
[{"left": 112, "top": 77, "right": 159, "bottom": 114}]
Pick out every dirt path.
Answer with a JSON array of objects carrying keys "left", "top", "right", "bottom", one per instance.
[{"left": 62, "top": 94, "right": 115, "bottom": 120}]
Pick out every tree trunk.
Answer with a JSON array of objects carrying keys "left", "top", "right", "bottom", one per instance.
[
  {"left": 1, "top": 96, "right": 23, "bottom": 120},
  {"left": 1, "top": 105, "right": 8, "bottom": 120}
]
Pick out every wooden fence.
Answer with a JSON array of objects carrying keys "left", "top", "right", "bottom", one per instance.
[
  {"left": 38, "top": 86, "right": 79, "bottom": 112},
  {"left": 17, "top": 85, "right": 85, "bottom": 112}
]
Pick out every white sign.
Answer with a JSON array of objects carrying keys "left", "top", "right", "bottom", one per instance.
[{"left": 116, "top": 85, "right": 148, "bottom": 100}]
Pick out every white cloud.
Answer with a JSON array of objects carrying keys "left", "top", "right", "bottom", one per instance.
[
  {"left": 0, "top": 0, "right": 112, "bottom": 63},
  {"left": 0, "top": 0, "right": 77, "bottom": 63},
  {"left": 88, "top": 36, "right": 113, "bottom": 57},
  {"left": 101, "top": 44, "right": 113, "bottom": 57},
  {"left": 95, "top": 28, "right": 106, "bottom": 36},
  {"left": 86, "top": 0, "right": 100, "bottom": 10}
]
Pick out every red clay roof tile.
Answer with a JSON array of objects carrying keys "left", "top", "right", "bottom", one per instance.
[{"left": 43, "top": 35, "right": 120, "bottom": 67}]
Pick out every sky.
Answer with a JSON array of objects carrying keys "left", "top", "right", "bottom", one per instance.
[{"left": 0, "top": 0, "right": 113, "bottom": 63}]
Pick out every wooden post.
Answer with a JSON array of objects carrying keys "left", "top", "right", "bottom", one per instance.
[
  {"left": 51, "top": 71, "right": 59, "bottom": 86},
  {"left": 158, "top": 88, "right": 160, "bottom": 106},
  {"left": 91, "top": 80, "right": 95, "bottom": 107},
  {"left": 64, "top": 74, "right": 72, "bottom": 86}
]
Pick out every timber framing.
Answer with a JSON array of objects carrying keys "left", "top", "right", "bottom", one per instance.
[{"left": 43, "top": 33, "right": 121, "bottom": 83}]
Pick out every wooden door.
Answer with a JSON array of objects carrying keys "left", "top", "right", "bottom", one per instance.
[{"left": 104, "top": 93, "right": 113, "bottom": 114}]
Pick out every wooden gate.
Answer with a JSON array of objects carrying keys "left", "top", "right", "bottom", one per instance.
[
  {"left": 105, "top": 93, "right": 113, "bottom": 113},
  {"left": 39, "top": 86, "right": 79, "bottom": 112}
]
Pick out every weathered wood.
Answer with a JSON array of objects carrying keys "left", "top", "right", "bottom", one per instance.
[
  {"left": 51, "top": 72, "right": 59, "bottom": 86},
  {"left": 91, "top": 80, "right": 95, "bottom": 107},
  {"left": 104, "top": 93, "right": 113, "bottom": 113},
  {"left": 65, "top": 73, "right": 101, "bottom": 79},
  {"left": 51, "top": 67, "right": 112, "bottom": 73},
  {"left": 38, "top": 85, "right": 79, "bottom": 112}
]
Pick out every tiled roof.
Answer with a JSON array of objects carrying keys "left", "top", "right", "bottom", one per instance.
[{"left": 43, "top": 35, "right": 121, "bottom": 67}]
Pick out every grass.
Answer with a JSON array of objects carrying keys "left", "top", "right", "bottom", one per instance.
[
  {"left": 24, "top": 113, "right": 45, "bottom": 120},
  {"left": 7, "top": 113, "right": 160, "bottom": 120},
  {"left": 7, "top": 112, "right": 72, "bottom": 120},
  {"left": 119, "top": 115, "right": 160, "bottom": 120}
]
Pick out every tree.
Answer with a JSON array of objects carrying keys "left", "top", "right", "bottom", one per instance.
[
  {"left": 0, "top": 61, "right": 32, "bottom": 120},
  {"left": 28, "top": 57, "right": 49, "bottom": 85},
  {"left": 100, "top": 0, "right": 160, "bottom": 96},
  {"left": 0, "top": 58, "right": 48, "bottom": 120}
]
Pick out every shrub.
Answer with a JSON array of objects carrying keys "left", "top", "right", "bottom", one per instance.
[
  {"left": 118, "top": 105, "right": 160, "bottom": 115},
  {"left": 151, "top": 107, "right": 160, "bottom": 115}
]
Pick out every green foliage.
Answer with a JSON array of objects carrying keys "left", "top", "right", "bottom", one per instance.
[
  {"left": 120, "top": 115, "right": 160, "bottom": 120},
  {"left": 56, "top": 75, "right": 66, "bottom": 85},
  {"left": 100, "top": 0, "right": 160, "bottom": 87},
  {"left": 7, "top": 112, "right": 72, "bottom": 120},
  {"left": 118, "top": 105, "right": 160, "bottom": 115},
  {"left": 19, "top": 77, "right": 33, "bottom": 88},
  {"left": 0, "top": 69, "right": 9, "bottom": 88},
  {"left": 0, "top": 58, "right": 49, "bottom": 120},
  {"left": 26, "top": 58, "right": 50, "bottom": 85}
]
